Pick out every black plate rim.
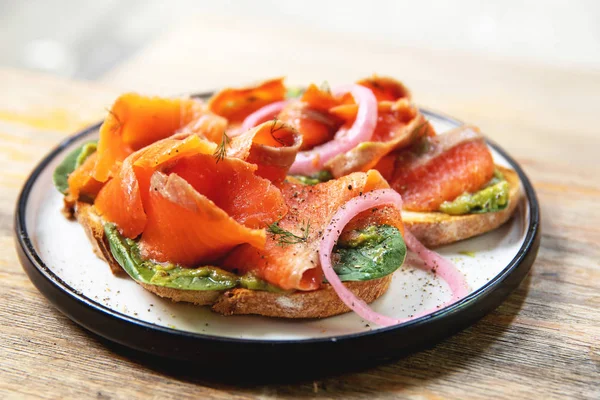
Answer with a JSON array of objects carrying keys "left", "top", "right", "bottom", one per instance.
[{"left": 14, "top": 106, "right": 540, "bottom": 356}]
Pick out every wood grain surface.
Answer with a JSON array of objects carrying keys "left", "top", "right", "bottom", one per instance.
[{"left": 1, "top": 14, "right": 600, "bottom": 399}]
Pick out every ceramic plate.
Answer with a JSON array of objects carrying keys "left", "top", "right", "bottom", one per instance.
[{"left": 15, "top": 104, "right": 540, "bottom": 370}]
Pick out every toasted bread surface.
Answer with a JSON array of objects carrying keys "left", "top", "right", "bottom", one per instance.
[
  {"left": 402, "top": 165, "right": 522, "bottom": 247},
  {"left": 74, "top": 202, "right": 392, "bottom": 318}
]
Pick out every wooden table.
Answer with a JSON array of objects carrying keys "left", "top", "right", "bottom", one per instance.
[{"left": 2, "top": 15, "right": 599, "bottom": 399}]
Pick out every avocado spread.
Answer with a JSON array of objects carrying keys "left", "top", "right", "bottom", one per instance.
[
  {"left": 439, "top": 169, "right": 510, "bottom": 215},
  {"left": 105, "top": 222, "right": 405, "bottom": 292}
]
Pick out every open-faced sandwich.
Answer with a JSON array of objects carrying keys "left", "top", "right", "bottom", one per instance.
[{"left": 53, "top": 76, "right": 521, "bottom": 326}]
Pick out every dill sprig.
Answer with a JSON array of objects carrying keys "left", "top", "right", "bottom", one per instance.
[
  {"left": 105, "top": 108, "right": 123, "bottom": 131},
  {"left": 213, "top": 131, "right": 231, "bottom": 163},
  {"left": 267, "top": 220, "right": 310, "bottom": 246},
  {"left": 269, "top": 117, "right": 288, "bottom": 145}
]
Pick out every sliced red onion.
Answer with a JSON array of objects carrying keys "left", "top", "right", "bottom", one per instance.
[
  {"left": 319, "top": 189, "right": 470, "bottom": 327},
  {"left": 289, "top": 84, "right": 377, "bottom": 175},
  {"left": 238, "top": 100, "right": 288, "bottom": 134}
]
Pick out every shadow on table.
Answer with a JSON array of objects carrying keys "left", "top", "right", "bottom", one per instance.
[{"left": 92, "top": 273, "right": 531, "bottom": 394}]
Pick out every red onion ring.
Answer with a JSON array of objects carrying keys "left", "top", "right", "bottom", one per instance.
[
  {"left": 289, "top": 84, "right": 377, "bottom": 175},
  {"left": 319, "top": 189, "right": 470, "bottom": 327},
  {"left": 238, "top": 100, "right": 288, "bottom": 134}
]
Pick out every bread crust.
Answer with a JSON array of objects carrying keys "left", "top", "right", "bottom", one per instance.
[
  {"left": 73, "top": 202, "right": 392, "bottom": 318},
  {"left": 402, "top": 166, "right": 522, "bottom": 247}
]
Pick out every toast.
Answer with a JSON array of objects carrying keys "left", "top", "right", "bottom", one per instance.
[
  {"left": 74, "top": 202, "right": 391, "bottom": 318},
  {"left": 402, "top": 166, "right": 522, "bottom": 247}
]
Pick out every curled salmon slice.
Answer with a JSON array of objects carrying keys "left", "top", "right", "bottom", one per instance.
[
  {"left": 92, "top": 93, "right": 203, "bottom": 183},
  {"left": 325, "top": 99, "right": 433, "bottom": 177},
  {"left": 278, "top": 101, "right": 341, "bottom": 151},
  {"left": 165, "top": 152, "right": 287, "bottom": 229},
  {"left": 222, "top": 170, "right": 403, "bottom": 291},
  {"left": 95, "top": 133, "right": 286, "bottom": 267},
  {"left": 208, "top": 78, "right": 286, "bottom": 124},
  {"left": 95, "top": 135, "right": 212, "bottom": 238},
  {"left": 139, "top": 172, "right": 266, "bottom": 266},
  {"left": 357, "top": 75, "right": 411, "bottom": 102},
  {"left": 226, "top": 120, "right": 302, "bottom": 184}
]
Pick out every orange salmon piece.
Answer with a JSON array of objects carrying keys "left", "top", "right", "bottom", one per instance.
[
  {"left": 166, "top": 153, "right": 287, "bottom": 229},
  {"left": 93, "top": 94, "right": 202, "bottom": 183},
  {"left": 208, "top": 78, "right": 285, "bottom": 123},
  {"left": 66, "top": 152, "right": 103, "bottom": 201},
  {"left": 95, "top": 135, "right": 215, "bottom": 238},
  {"left": 139, "top": 172, "right": 266, "bottom": 266},
  {"left": 223, "top": 170, "right": 403, "bottom": 291},
  {"left": 357, "top": 75, "right": 411, "bottom": 102},
  {"left": 226, "top": 121, "right": 302, "bottom": 185},
  {"left": 389, "top": 138, "right": 495, "bottom": 211}
]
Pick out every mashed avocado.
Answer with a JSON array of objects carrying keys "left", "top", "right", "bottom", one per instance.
[{"left": 439, "top": 169, "right": 510, "bottom": 215}]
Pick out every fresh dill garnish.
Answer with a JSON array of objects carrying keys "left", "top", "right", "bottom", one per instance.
[
  {"left": 213, "top": 131, "right": 231, "bottom": 163},
  {"left": 412, "top": 120, "right": 430, "bottom": 136},
  {"left": 269, "top": 117, "right": 288, "bottom": 145},
  {"left": 105, "top": 108, "right": 123, "bottom": 131},
  {"left": 267, "top": 220, "right": 310, "bottom": 246}
]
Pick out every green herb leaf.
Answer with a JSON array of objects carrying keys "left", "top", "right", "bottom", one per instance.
[
  {"left": 267, "top": 220, "right": 310, "bottom": 246},
  {"left": 52, "top": 141, "right": 97, "bottom": 194},
  {"left": 213, "top": 132, "right": 231, "bottom": 164},
  {"left": 329, "top": 225, "right": 406, "bottom": 282}
]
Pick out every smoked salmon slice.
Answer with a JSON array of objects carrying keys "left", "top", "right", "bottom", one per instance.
[
  {"left": 92, "top": 93, "right": 203, "bottom": 183},
  {"left": 226, "top": 121, "right": 302, "bottom": 184},
  {"left": 95, "top": 135, "right": 213, "bottom": 238},
  {"left": 94, "top": 133, "right": 287, "bottom": 266},
  {"left": 356, "top": 75, "right": 411, "bottom": 102},
  {"left": 208, "top": 78, "right": 286, "bottom": 124},
  {"left": 66, "top": 152, "right": 103, "bottom": 202},
  {"left": 165, "top": 153, "right": 287, "bottom": 229},
  {"left": 377, "top": 125, "right": 495, "bottom": 211},
  {"left": 139, "top": 172, "right": 267, "bottom": 266},
  {"left": 222, "top": 170, "right": 404, "bottom": 291},
  {"left": 325, "top": 99, "right": 433, "bottom": 177},
  {"left": 275, "top": 79, "right": 427, "bottom": 177}
]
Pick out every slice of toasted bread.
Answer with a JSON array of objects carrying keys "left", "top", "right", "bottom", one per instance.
[
  {"left": 402, "top": 166, "right": 522, "bottom": 247},
  {"left": 73, "top": 202, "right": 392, "bottom": 318}
]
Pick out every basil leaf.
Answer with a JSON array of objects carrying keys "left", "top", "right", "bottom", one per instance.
[
  {"left": 331, "top": 225, "right": 406, "bottom": 282},
  {"left": 52, "top": 141, "right": 97, "bottom": 194}
]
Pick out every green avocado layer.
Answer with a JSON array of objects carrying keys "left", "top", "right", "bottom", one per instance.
[
  {"left": 439, "top": 169, "right": 510, "bottom": 215},
  {"left": 104, "top": 223, "right": 405, "bottom": 292}
]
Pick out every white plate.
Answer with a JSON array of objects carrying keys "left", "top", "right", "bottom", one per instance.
[{"left": 23, "top": 110, "right": 530, "bottom": 341}]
